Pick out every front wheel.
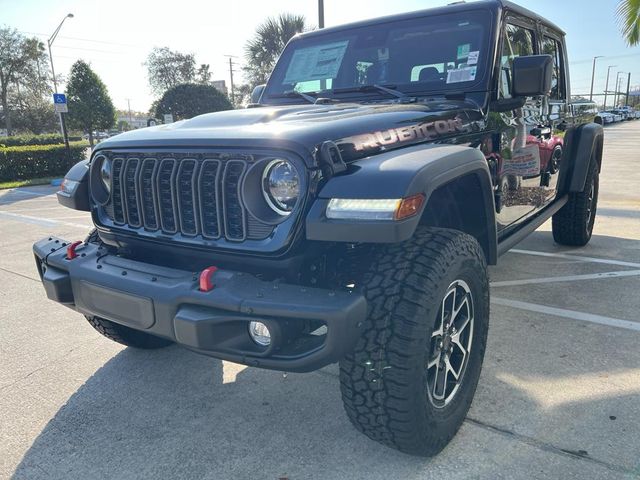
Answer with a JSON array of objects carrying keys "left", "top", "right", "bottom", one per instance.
[
  {"left": 339, "top": 228, "right": 489, "bottom": 456},
  {"left": 552, "top": 158, "right": 599, "bottom": 246}
]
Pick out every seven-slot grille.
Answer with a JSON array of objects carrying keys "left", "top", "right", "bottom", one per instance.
[{"left": 102, "top": 154, "right": 273, "bottom": 242}]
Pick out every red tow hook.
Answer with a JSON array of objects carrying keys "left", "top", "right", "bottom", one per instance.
[
  {"left": 199, "top": 266, "right": 218, "bottom": 292},
  {"left": 66, "top": 240, "right": 83, "bottom": 260}
]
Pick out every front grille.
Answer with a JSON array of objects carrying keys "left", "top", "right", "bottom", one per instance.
[{"left": 101, "top": 153, "right": 275, "bottom": 242}]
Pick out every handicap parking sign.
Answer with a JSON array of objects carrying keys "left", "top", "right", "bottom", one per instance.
[{"left": 53, "top": 93, "right": 68, "bottom": 113}]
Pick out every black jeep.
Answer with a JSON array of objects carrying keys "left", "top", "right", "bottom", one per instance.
[{"left": 34, "top": 0, "right": 603, "bottom": 456}]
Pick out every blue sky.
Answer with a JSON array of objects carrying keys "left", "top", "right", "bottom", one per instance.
[{"left": 1, "top": 0, "right": 638, "bottom": 111}]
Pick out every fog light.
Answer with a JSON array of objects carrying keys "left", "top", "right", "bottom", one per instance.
[{"left": 248, "top": 321, "right": 271, "bottom": 346}]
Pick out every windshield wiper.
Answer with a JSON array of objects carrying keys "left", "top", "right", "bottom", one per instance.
[
  {"left": 269, "top": 90, "right": 318, "bottom": 104},
  {"left": 332, "top": 84, "right": 409, "bottom": 99}
]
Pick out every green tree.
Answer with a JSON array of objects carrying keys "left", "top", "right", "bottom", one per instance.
[
  {"left": 617, "top": 0, "right": 640, "bottom": 46},
  {"left": 146, "top": 47, "right": 196, "bottom": 95},
  {"left": 153, "top": 83, "right": 233, "bottom": 121},
  {"left": 196, "top": 64, "right": 212, "bottom": 85},
  {"left": 0, "top": 27, "right": 50, "bottom": 135},
  {"left": 65, "top": 60, "right": 116, "bottom": 146},
  {"left": 244, "top": 13, "right": 308, "bottom": 88}
]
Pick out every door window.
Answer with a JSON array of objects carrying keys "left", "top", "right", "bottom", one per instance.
[{"left": 541, "top": 36, "right": 565, "bottom": 100}]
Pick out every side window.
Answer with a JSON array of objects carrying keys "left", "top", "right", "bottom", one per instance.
[
  {"left": 499, "top": 23, "right": 535, "bottom": 98},
  {"left": 541, "top": 36, "right": 564, "bottom": 100}
]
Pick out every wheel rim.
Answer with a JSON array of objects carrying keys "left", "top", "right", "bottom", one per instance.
[{"left": 426, "top": 279, "right": 474, "bottom": 408}]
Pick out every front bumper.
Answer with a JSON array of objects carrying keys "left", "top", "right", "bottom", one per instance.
[{"left": 33, "top": 236, "right": 367, "bottom": 372}]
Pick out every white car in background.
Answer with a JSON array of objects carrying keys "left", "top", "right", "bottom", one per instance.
[{"left": 598, "top": 112, "right": 615, "bottom": 124}]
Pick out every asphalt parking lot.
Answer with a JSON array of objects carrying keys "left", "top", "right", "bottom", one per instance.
[{"left": 1, "top": 121, "right": 639, "bottom": 480}]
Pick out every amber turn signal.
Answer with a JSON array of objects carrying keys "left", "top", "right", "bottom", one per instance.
[{"left": 395, "top": 194, "right": 425, "bottom": 220}]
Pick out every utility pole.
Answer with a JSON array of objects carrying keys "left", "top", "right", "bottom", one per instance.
[
  {"left": 615, "top": 72, "right": 627, "bottom": 107},
  {"left": 126, "top": 98, "right": 132, "bottom": 128},
  {"left": 603, "top": 65, "right": 616, "bottom": 111},
  {"left": 224, "top": 55, "right": 238, "bottom": 106},
  {"left": 589, "top": 56, "right": 603, "bottom": 102},
  {"left": 318, "top": 0, "right": 325, "bottom": 28},
  {"left": 625, "top": 73, "right": 632, "bottom": 107},
  {"left": 48, "top": 13, "right": 74, "bottom": 152}
]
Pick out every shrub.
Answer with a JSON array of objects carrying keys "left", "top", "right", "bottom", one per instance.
[
  {"left": 0, "top": 141, "right": 89, "bottom": 181},
  {"left": 0, "top": 133, "right": 83, "bottom": 147}
]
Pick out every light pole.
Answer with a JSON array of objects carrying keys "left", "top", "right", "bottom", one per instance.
[
  {"left": 48, "top": 13, "right": 74, "bottom": 151},
  {"left": 589, "top": 56, "right": 603, "bottom": 101},
  {"left": 603, "top": 65, "right": 617, "bottom": 111},
  {"left": 625, "top": 73, "right": 632, "bottom": 107},
  {"left": 318, "top": 0, "right": 325, "bottom": 28},
  {"left": 615, "top": 72, "right": 627, "bottom": 107}
]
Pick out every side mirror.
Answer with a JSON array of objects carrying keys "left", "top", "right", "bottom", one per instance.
[
  {"left": 250, "top": 84, "right": 266, "bottom": 104},
  {"left": 512, "top": 55, "right": 553, "bottom": 97}
]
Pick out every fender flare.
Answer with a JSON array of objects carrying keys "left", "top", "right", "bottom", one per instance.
[
  {"left": 305, "top": 143, "right": 497, "bottom": 263},
  {"left": 558, "top": 122, "right": 604, "bottom": 194}
]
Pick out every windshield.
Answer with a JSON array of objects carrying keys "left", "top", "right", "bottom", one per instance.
[{"left": 264, "top": 9, "right": 492, "bottom": 102}]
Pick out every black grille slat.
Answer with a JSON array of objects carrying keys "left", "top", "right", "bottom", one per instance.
[
  {"left": 111, "top": 158, "right": 125, "bottom": 224},
  {"left": 222, "top": 160, "right": 247, "bottom": 241},
  {"left": 157, "top": 159, "right": 178, "bottom": 233},
  {"left": 123, "top": 158, "right": 142, "bottom": 227},
  {"left": 139, "top": 158, "right": 159, "bottom": 230},
  {"left": 198, "top": 159, "right": 221, "bottom": 238},
  {"left": 177, "top": 159, "right": 199, "bottom": 236}
]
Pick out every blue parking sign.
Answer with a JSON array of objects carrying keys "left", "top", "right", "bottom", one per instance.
[{"left": 53, "top": 93, "right": 67, "bottom": 104}]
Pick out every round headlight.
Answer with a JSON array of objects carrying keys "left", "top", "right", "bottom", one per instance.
[
  {"left": 99, "top": 157, "right": 112, "bottom": 193},
  {"left": 262, "top": 159, "right": 299, "bottom": 215}
]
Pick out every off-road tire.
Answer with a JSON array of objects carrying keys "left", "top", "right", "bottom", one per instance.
[
  {"left": 552, "top": 158, "right": 599, "bottom": 246},
  {"left": 339, "top": 227, "right": 489, "bottom": 456},
  {"left": 85, "top": 316, "right": 173, "bottom": 349}
]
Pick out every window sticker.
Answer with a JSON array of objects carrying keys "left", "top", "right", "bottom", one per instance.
[
  {"left": 456, "top": 43, "right": 471, "bottom": 60},
  {"left": 503, "top": 144, "right": 541, "bottom": 176},
  {"left": 446, "top": 66, "right": 477, "bottom": 83},
  {"left": 467, "top": 51, "right": 479, "bottom": 65},
  {"left": 284, "top": 41, "right": 349, "bottom": 84},
  {"left": 377, "top": 47, "right": 389, "bottom": 61}
]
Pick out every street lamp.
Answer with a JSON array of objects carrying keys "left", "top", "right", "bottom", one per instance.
[
  {"left": 47, "top": 13, "right": 73, "bottom": 150},
  {"left": 615, "top": 72, "right": 628, "bottom": 107},
  {"left": 603, "top": 65, "right": 617, "bottom": 111},
  {"left": 589, "top": 56, "right": 603, "bottom": 101}
]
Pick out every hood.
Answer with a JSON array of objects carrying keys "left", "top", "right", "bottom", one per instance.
[{"left": 98, "top": 100, "right": 483, "bottom": 164}]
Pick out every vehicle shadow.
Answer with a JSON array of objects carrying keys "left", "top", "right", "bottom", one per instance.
[
  {"left": 12, "top": 335, "right": 640, "bottom": 479},
  {"left": 11, "top": 346, "right": 429, "bottom": 480}
]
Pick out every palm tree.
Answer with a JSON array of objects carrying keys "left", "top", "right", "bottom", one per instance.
[
  {"left": 244, "top": 13, "right": 308, "bottom": 87},
  {"left": 617, "top": 0, "right": 640, "bottom": 46}
]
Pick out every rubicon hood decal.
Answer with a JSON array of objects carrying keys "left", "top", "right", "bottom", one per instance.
[{"left": 340, "top": 117, "right": 467, "bottom": 153}]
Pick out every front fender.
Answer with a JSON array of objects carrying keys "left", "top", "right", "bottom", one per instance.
[
  {"left": 558, "top": 123, "right": 604, "bottom": 194},
  {"left": 305, "top": 143, "right": 497, "bottom": 261}
]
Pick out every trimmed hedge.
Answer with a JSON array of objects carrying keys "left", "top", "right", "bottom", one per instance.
[
  {"left": 0, "top": 133, "right": 83, "bottom": 147},
  {"left": 0, "top": 142, "right": 89, "bottom": 182}
]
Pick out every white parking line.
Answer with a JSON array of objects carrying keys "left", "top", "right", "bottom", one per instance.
[
  {"left": 491, "top": 269, "right": 640, "bottom": 287},
  {"left": 0, "top": 188, "right": 55, "bottom": 197},
  {"left": 510, "top": 248, "right": 640, "bottom": 269},
  {"left": 492, "top": 297, "right": 640, "bottom": 332},
  {"left": 0, "top": 211, "right": 89, "bottom": 229}
]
